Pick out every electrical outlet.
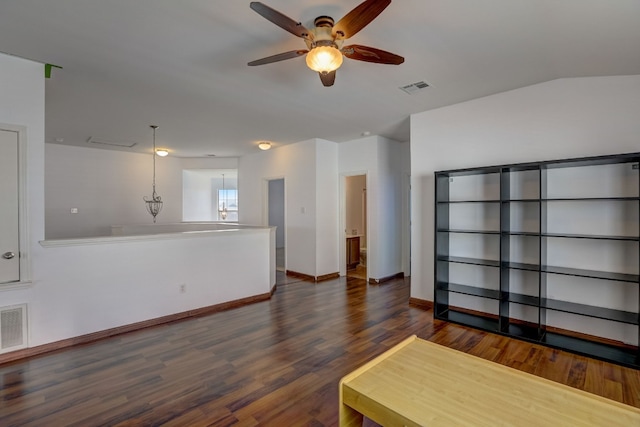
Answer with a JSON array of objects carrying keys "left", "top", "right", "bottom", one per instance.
[
  {"left": 179, "top": 284, "right": 186, "bottom": 293},
  {"left": 70, "top": 208, "right": 79, "bottom": 214},
  {"left": 632, "top": 163, "right": 639, "bottom": 170}
]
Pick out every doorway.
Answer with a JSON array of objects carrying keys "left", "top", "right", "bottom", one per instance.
[
  {"left": 268, "top": 178, "right": 285, "bottom": 272},
  {"left": 345, "top": 175, "right": 367, "bottom": 280}
]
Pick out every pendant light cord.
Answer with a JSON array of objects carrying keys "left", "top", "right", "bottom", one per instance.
[{"left": 151, "top": 125, "right": 158, "bottom": 197}]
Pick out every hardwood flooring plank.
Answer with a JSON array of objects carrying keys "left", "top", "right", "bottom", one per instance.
[{"left": 0, "top": 276, "right": 638, "bottom": 426}]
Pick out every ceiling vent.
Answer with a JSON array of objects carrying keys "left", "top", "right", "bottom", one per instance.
[
  {"left": 87, "top": 136, "right": 137, "bottom": 148},
  {"left": 399, "top": 81, "right": 430, "bottom": 95}
]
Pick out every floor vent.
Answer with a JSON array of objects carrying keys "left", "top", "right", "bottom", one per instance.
[{"left": 0, "top": 304, "right": 27, "bottom": 354}]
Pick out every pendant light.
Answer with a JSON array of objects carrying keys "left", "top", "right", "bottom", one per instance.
[{"left": 143, "top": 125, "right": 163, "bottom": 222}]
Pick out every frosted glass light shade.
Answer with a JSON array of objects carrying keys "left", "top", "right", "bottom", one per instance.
[
  {"left": 155, "top": 149, "right": 169, "bottom": 157},
  {"left": 306, "top": 46, "right": 343, "bottom": 73}
]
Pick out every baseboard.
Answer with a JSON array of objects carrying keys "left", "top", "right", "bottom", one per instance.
[
  {"left": 316, "top": 272, "right": 339, "bottom": 282},
  {"left": 286, "top": 270, "right": 339, "bottom": 282},
  {"left": 409, "top": 297, "right": 433, "bottom": 310},
  {"left": 439, "top": 305, "right": 637, "bottom": 351},
  {"left": 0, "top": 292, "right": 271, "bottom": 366},
  {"left": 368, "top": 272, "right": 404, "bottom": 285},
  {"left": 286, "top": 270, "right": 315, "bottom": 281}
]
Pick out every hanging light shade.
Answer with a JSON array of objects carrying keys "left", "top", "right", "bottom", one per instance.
[
  {"left": 258, "top": 141, "right": 271, "bottom": 150},
  {"left": 306, "top": 45, "right": 343, "bottom": 73},
  {"left": 143, "top": 125, "right": 163, "bottom": 222}
]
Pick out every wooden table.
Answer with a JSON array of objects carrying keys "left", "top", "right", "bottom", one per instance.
[{"left": 339, "top": 335, "right": 640, "bottom": 426}]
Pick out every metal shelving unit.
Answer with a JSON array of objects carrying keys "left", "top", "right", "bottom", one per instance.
[{"left": 434, "top": 152, "right": 640, "bottom": 368}]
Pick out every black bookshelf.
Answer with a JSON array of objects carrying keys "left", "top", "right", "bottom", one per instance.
[{"left": 434, "top": 152, "right": 640, "bottom": 368}]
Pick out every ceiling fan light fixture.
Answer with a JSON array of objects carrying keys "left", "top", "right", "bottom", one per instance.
[
  {"left": 306, "top": 45, "right": 343, "bottom": 73},
  {"left": 258, "top": 141, "right": 272, "bottom": 150}
]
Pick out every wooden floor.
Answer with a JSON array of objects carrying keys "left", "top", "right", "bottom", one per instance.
[
  {"left": 1, "top": 274, "right": 639, "bottom": 426},
  {"left": 346, "top": 265, "right": 367, "bottom": 280}
]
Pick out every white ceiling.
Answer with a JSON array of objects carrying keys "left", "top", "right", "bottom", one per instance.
[{"left": 1, "top": 0, "right": 639, "bottom": 158}]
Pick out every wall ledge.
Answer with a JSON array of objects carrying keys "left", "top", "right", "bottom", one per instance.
[
  {"left": 0, "top": 281, "right": 33, "bottom": 292},
  {"left": 40, "top": 227, "right": 270, "bottom": 248}
]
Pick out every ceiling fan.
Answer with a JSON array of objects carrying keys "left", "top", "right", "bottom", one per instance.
[{"left": 248, "top": 0, "right": 404, "bottom": 87}]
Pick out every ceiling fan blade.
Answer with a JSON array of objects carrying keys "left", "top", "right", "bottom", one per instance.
[
  {"left": 248, "top": 50, "right": 309, "bottom": 66},
  {"left": 250, "top": 2, "right": 313, "bottom": 41},
  {"left": 333, "top": 0, "right": 391, "bottom": 39},
  {"left": 319, "top": 71, "right": 336, "bottom": 87},
  {"left": 342, "top": 45, "right": 404, "bottom": 65}
]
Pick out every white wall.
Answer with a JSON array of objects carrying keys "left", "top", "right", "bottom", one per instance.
[
  {"left": 35, "top": 230, "right": 272, "bottom": 344},
  {"left": 239, "top": 140, "right": 318, "bottom": 276},
  {"left": 45, "top": 144, "right": 182, "bottom": 238},
  {"left": 315, "top": 139, "right": 339, "bottom": 277},
  {"left": 181, "top": 157, "right": 238, "bottom": 170},
  {"left": 183, "top": 170, "right": 238, "bottom": 222},
  {"left": 183, "top": 169, "right": 216, "bottom": 221},
  {"left": 346, "top": 175, "right": 366, "bottom": 242},
  {"left": 46, "top": 145, "right": 239, "bottom": 237},
  {"left": 339, "top": 136, "right": 408, "bottom": 280},
  {"left": 239, "top": 135, "right": 409, "bottom": 280},
  {"left": 410, "top": 75, "right": 640, "bottom": 303},
  {"left": 0, "top": 52, "right": 272, "bottom": 350},
  {"left": 268, "top": 179, "right": 285, "bottom": 248},
  {"left": 45, "top": 127, "right": 410, "bottom": 281},
  {"left": 339, "top": 136, "right": 377, "bottom": 277},
  {"left": 375, "top": 137, "right": 406, "bottom": 279},
  {"left": 0, "top": 53, "right": 45, "bottom": 313}
]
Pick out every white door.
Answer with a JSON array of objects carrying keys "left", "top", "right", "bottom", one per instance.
[{"left": 0, "top": 129, "right": 20, "bottom": 283}]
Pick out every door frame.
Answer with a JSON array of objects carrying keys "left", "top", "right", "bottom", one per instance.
[
  {"left": 263, "top": 176, "right": 286, "bottom": 272},
  {"left": 339, "top": 171, "right": 369, "bottom": 278},
  {"left": 404, "top": 172, "right": 411, "bottom": 277},
  {"left": 0, "top": 123, "right": 30, "bottom": 287}
]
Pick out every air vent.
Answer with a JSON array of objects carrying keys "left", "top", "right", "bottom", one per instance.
[
  {"left": 0, "top": 304, "right": 27, "bottom": 354},
  {"left": 87, "top": 136, "right": 137, "bottom": 148},
  {"left": 399, "top": 81, "right": 430, "bottom": 95}
]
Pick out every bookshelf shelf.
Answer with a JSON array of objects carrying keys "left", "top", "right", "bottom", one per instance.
[{"left": 435, "top": 152, "right": 640, "bottom": 368}]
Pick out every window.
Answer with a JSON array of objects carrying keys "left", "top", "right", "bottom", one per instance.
[
  {"left": 182, "top": 169, "right": 237, "bottom": 222},
  {"left": 218, "top": 188, "right": 238, "bottom": 221}
]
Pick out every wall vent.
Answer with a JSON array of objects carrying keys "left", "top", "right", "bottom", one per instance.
[
  {"left": 86, "top": 136, "right": 137, "bottom": 148},
  {"left": 399, "top": 81, "right": 430, "bottom": 95},
  {"left": 0, "top": 304, "right": 27, "bottom": 354}
]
